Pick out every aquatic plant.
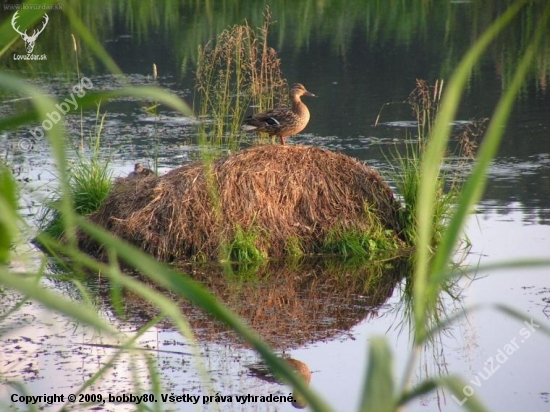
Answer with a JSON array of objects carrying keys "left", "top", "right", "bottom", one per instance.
[
  {"left": 194, "top": 6, "right": 288, "bottom": 147},
  {"left": 322, "top": 204, "right": 402, "bottom": 258},
  {"left": 384, "top": 79, "right": 479, "bottom": 250},
  {"left": 38, "top": 107, "right": 113, "bottom": 240},
  {"left": 402, "top": 3, "right": 550, "bottom": 406},
  {"left": 284, "top": 235, "right": 305, "bottom": 257},
  {"left": 225, "top": 225, "right": 268, "bottom": 263}
]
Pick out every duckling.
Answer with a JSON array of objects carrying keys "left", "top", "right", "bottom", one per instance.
[
  {"left": 127, "top": 162, "right": 154, "bottom": 179},
  {"left": 285, "top": 358, "right": 312, "bottom": 383},
  {"left": 242, "top": 83, "right": 316, "bottom": 145},
  {"left": 285, "top": 357, "right": 311, "bottom": 410}
]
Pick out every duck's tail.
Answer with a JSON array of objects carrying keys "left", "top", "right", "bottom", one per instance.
[{"left": 241, "top": 124, "right": 258, "bottom": 132}]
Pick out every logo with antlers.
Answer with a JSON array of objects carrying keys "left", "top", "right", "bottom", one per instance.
[{"left": 11, "top": 11, "right": 49, "bottom": 54}]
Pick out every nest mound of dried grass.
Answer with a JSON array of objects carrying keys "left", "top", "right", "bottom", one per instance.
[{"left": 79, "top": 145, "right": 402, "bottom": 261}]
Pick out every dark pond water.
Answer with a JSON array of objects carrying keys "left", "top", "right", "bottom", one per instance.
[{"left": 1, "top": 2, "right": 550, "bottom": 411}]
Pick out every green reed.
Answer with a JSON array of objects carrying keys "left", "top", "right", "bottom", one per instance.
[
  {"left": 38, "top": 106, "right": 113, "bottom": 240},
  {"left": 0, "top": 162, "right": 18, "bottom": 264},
  {"left": 386, "top": 80, "right": 463, "bottom": 250},
  {"left": 194, "top": 7, "right": 288, "bottom": 148}
]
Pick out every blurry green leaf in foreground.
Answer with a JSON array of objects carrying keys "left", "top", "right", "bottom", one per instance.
[
  {"left": 359, "top": 337, "right": 395, "bottom": 412},
  {"left": 0, "top": 165, "right": 18, "bottom": 264}
]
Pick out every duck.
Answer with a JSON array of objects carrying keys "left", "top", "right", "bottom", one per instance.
[
  {"left": 127, "top": 162, "right": 154, "bottom": 179},
  {"left": 242, "top": 83, "right": 316, "bottom": 145},
  {"left": 285, "top": 357, "right": 311, "bottom": 410},
  {"left": 245, "top": 355, "right": 312, "bottom": 409}
]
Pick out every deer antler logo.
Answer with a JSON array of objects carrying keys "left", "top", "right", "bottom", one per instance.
[{"left": 12, "top": 11, "right": 49, "bottom": 54}]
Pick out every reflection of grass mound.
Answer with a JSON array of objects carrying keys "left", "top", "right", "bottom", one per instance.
[
  {"left": 122, "top": 257, "right": 410, "bottom": 349},
  {"left": 79, "top": 145, "right": 403, "bottom": 261}
]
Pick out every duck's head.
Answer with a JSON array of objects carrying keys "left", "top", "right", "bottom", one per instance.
[{"left": 290, "top": 83, "right": 316, "bottom": 98}]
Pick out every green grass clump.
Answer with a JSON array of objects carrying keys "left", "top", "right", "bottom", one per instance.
[
  {"left": 39, "top": 156, "right": 113, "bottom": 239},
  {"left": 387, "top": 80, "right": 462, "bottom": 249},
  {"left": 284, "top": 236, "right": 305, "bottom": 257},
  {"left": 39, "top": 110, "right": 113, "bottom": 239},
  {"left": 68, "top": 158, "right": 113, "bottom": 216},
  {"left": 322, "top": 228, "right": 398, "bottom": 257},
  {"left": 224, "top": 226, "right": 268, "bottom": 263},
  {"left": 322, "top": 227, "right": 376, "bottom": 257},
  {"left": 323, "top": 205, "right": 401, "bottom": 257},
  {"left": 391, "top": 143, "right": 458, "bottom": 249}
]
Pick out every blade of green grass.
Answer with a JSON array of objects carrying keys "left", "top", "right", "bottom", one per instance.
[
  {"left": 428, "top": 3, "right": 550, "bottom": 298},
  {"left": 423, "top": 302, "right": 550, "bottom": 344},
  {"left": 63, "top": 3, "right": 123, "bottom": 76},
  {"left": 0, "top": 267, "right": 117, "bottom": 336},
  {"left": 0, "top": 165, "right": 18, "bottom": 264},
  {"left": 399, "top": 376, "right": 490, "bottom": 412},
  {"left": 63, "top": 315, "right": 165, "bottom": 410},
  {"left": 0, "top": 86, "right": 194, "bottom": 133},
  {"left": 414, "top": 0, "right": 529, "bottom": 343},
  {"left": 74, "top": 217, "right": 333, "bottom": 412},
  {"left": 0, "top": 72, "right": 76, "bottom": 247},
  {"left": 38, "top": 232, "right": 217, "bottom": 403},
  {"left": 359, "top": 337, "right": 395, "bottom": 412}
]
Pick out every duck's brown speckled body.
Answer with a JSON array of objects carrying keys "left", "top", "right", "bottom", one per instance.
[
  {"left": 127, "top": 162, "right": 154, "bottom": 179},
  {"left": 242, "top": 83, "right": 316, "bottom": 145}
]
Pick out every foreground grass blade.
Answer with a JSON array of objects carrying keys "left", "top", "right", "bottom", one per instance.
[
  {"left": 428, "top": 3, "right": 550, "bottom": 291},
  {"left": 76, "top": 218, "right": 333, "bottom": 412},
  {"left": 413, "top": 0, "right": 528, "bottom": 342},
  {"left": 63, "top": 2, "right": 123, "bottom": 76},
  {"left": 399, "top": 376, "right": 490, "bottom": 412},
  {"left": 0, "top": 86, "right": 194, "bottom": 133},
  {"left": 39, "top": 232, "right": 219, "bottom": 403},
  {"left": 64, "top": 315, "right": 165, "bottom": 410},
  {"left": 0, "top": 267, "right": 117, "bottom": 336},
  {"left": 359, "top": 337, "right": 395, "bottom": 412},
  {"left": 0, "top": 165, "right": 18, "bottom": 264},
  {"left": 0, "top": 72, "right": 76, "bottom": 245},
  {"left": 423, "top": 302, "right": 550, "bottom": 349}
]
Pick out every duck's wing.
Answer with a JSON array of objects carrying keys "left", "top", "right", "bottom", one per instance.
[{"left": 251, "top": 107, "right": 292, "bottom": 125}]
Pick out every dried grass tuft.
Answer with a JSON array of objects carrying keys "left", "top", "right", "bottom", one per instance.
[{"left": 79, "top": 145, "right": 403, "bottom": 261}]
